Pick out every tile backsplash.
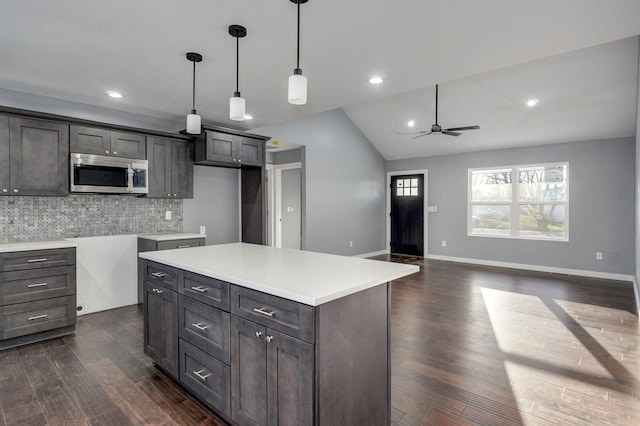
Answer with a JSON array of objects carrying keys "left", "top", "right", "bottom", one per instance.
[{"left": 0, "top": 195, "right": 183, "bottom": 242}]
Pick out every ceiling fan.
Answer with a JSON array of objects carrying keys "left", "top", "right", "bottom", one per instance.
[{"left": 399, "top": 84, "right": 480, "bottom": 138}]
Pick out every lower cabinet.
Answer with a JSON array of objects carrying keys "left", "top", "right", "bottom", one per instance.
[
  {"left": 231, "top": 316, "right": 313, "bottom": 426},
  {"left": 143, "top": 281, "right": 178, "bottom": 379}
]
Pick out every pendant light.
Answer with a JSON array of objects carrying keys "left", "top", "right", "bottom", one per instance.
[
  {"left": 288, "top": 0, "right": 309, "bottom": 105},
  {"left": 186, "top": 52, "right": 203, "bottom": 134},
  {"left": 229, "top": 25, "right": 247, "bottom": 121}
]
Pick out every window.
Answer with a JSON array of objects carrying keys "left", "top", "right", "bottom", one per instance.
[
  {"left": 469, "top": 163, "right": 568, "bottom": 240},
  {"left": 396, "top": 177, "right": 419, "bottom": 197}
]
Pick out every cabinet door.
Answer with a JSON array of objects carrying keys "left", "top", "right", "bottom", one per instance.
[
  {"left": 110, "top": 131, "right": 146, "bottom": 159},
  {"left": 205, "top": 131, "right": 236, "bottom": 165},
  {"left": 146, "top": 136, "right": 171, "bottom": 197},
  {"left": 236, "top": 136, "right": 264, "bottom": 167},
  {"left": 0, "top": 115, "right": 10, "bottom": 194},
  {"left": 70, "top": 125, "right": 111, "bottom": 156},
  {"left": 9, "top": 117, "right": 69, "bottom": 196},
  {"left": 171, "top": 139, "right": 193, "bottom": 198},
  {"left": 144, "top": 281, "right": 179, "bottom": 378},
  {"left": 231, "top": 316, "right": 267, "bottom": 426},
  {"left": 266, "top": 329, "right": 313, "bottom": 426}
]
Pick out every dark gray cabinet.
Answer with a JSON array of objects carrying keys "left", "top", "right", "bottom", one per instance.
[
  {"left": 195, "top": 131, "right": 263, "bottom": 168},
  {"left": 70, "top": 125, "right": 146, "bottom": 159},
  {"left": 0, "top": 247, "right": 77, "bottom": 350},
  {"left": 143, "top": 280, "right": 179, "bottom": 379},
  {"left": 1, "top": 116, "right": 69, "bottom": 196},
  {"left": 147, "top": 136, "right": 194, "bottom": 198}
]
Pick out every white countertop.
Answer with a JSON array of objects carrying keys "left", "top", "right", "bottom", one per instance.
[
  {"left": 0, "top": 240, "right": 77, "bottom": 253},
  {"left": 139, "top": 243, "right": 419, "bottom": 306},
  {"left": 138, "top": 233, "right": 206, "bottom": 241}
]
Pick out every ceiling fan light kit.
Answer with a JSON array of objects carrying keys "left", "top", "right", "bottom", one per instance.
[
  {"left": 288, "top": 0, "right": 309, "bottom": 105},
  {"left": 229, "top": 24, "right": 248, "bottom": 121},
  {"left": 186, "top": 52, "right": 203, "bottom": 134}
]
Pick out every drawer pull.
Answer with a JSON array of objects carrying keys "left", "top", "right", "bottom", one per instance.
[
  {"left": 153, "top": 288, "right": 164, "bottom": 294},
  {"left": 192, "top": 322, "right": 210, "bottom": 331},
  {"left": 28, "top": 314, "right": 48, "bottom": 321},
  {"left": 266, "top": 335, "right": 274, "bottom": 343},
  {"left": 253, "top": 307, "right": 275, "bottom": 317},
  {"left": 193, "top": 369, "right": 211, "bottom": 381},
  {"left": 177, "top": 245, "right": 190, "bottom": 248},
  {"left": 27, "top": 258, "right": 48, "bottom": 263},
  {"left": 151, "top": 272, "right": 168, "bottom": 278},
  {"left": 255, "top": 331, "right": 263, "bottom": 338},
  {"left": 191, "top": 286, "right": 208, "bottom": 293},
  {"left": 27, "top": 282, "right": 48, "bottom": 288}
]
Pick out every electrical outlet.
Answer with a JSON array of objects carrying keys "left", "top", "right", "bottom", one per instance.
[
  {"left": 349, "top": 241, "right": 353, "bottom": 247},
  {"left": 442, "top": 240, "right": 447, "bottom": 247},
  {"left": 165, "top": 210, "right": 172, "bottom": 220},
  {"left": 76, "top": 302, "right": 87, "bottom": 314},
  {"left": 596, "top": 251, "right": 603, "bottom": 260},
  {"left": 200, "top": 226, "right": 206, "bottom": 235}
]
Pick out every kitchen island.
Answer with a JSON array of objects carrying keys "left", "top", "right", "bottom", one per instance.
[{"left": 139, "top": 243, "right": 418, "bottom": 426}]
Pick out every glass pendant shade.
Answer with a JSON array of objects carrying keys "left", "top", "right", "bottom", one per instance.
[
  {"left": 230, "top": 94, "right": 246, "bottom": 121},
  {"left": 186, "top": 112, "right": 201, "bottom": 134},
  {"left": 288, "top": 72, "right": 307, "bottom": 105}
]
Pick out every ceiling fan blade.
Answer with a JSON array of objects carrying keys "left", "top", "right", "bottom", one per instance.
[
  {"left": 412, "top": 132, "right": 433, "bottom": 139},
  {"left": 442, "top": 131, "right": 461, "bottom": 136},
  {"left": 445, "top": 125, "right": 480, "bottom": 131},
  {"left": 396, "top": 130, "right": 428, "bottom": 135}
]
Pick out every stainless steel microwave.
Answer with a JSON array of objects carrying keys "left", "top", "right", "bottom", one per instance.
[{"left": 70, "top": 153, "right": 148, "bottom": 195}]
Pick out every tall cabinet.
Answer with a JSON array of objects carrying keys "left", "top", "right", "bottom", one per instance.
[
  {"left": 147, "top": 136, "right": 194, "bottom": 198},
  {"left": 192, "top": 126, "right": 269, "bottom": 245}
]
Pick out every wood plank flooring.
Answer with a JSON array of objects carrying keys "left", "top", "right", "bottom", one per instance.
[{"left": 0, "top": 257, "right": 637, "bottom": 425}]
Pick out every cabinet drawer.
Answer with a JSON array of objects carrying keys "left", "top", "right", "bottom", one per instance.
[
  {"left": 1, "top": 295, "right": 76, "bottom": 340},
  {"left": 180, "top": 271, "right": 229, "bottom": 310},
  {"left": 180, "top": 339, "right": 231, "bottom": 418},
  {"left": 157, "top": 238, "right": 205, "bottom": 251},
  {"left": 141, "top": 260, "right": 178, "bottom": 291},
  {"left": 179, "top": 296, "right": 230, "bottom": 364},
  {"left": 0, "top": 248, "right": 75, "bottom": 272},
  {"left": 230, "top": 286, "right": 314, "bottom": 343},
  {"left": 1, "top": 265, "right": 76, "bottom": 305}
]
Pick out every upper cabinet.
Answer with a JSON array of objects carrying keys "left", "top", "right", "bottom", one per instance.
[
  {"left": 1, "top": 115, "right": 69, "bottom": 196},
  {"left": 147, "top": 136, "right": 194, "bottom": 198},
  {"left": 194, "top": 128, "right": 266, "bottom": 168},
  {"left": 70, "top": 125, "right": 146, "bottom": 159}
]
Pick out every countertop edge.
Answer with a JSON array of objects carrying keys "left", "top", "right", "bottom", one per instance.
[{"left": 0, "top": 240, "right": 78, "bottom": 253}]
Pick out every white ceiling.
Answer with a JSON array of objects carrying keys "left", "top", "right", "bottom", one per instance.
[{"left": 1, "top": 1, "right": 639, "bottom": 160}]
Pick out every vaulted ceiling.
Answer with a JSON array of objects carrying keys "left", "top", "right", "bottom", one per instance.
[{"left": 1, "top": 1, "right": 639, "bottom": 160}]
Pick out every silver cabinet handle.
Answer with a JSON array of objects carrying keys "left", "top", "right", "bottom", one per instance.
[
  {"left": 27, "top": 282, "right": 48, "bottom": 288},
  {"left": 177, "top": 245, "right": 190, "bottom": 248},
  {"left": 255, "top": 331, "right": 262, "bottom": 338},
  {"left": 2, "top": 189, "right": 7, "bottom": 193},
  {"left": 266, "top": 335, "right": 274, "bottom": 343},
  {"left": 173, "top": 193, "right": 177, "bottom": 197},
  {"left": 105, "top": 150, "right": 110, "bottom": 155},
  {"left": 253, "top": 307, "right": 275, "bottom": 317},
  {"left": 151, "top": 272, "right": 167, "bottom": 278},
  {"left": 28, "top": 314, "right": 48, "bottom": 321},
  {"left": 27, "top": 258, "right": 48, "bottom": 263},
  {"left": 13, "top": 189, "right": 18, "bottom": 193},
  {"left": 193, "top": 369, "right": 211, "bottom": 381},
  {"left": 167, "top": 193, "right": 171, "bottom": 196},
  {"left": 152, "top": 288, "right": 163, "bottom": 294},
  {"left": 191, "top": 286, "right": 207, "bottom": 293},
  {"left": 112, "top": 151, "right": 118, "bottom": 155},
  {"left": 192, "top": 322, "right": 209, "bottom": 331}
]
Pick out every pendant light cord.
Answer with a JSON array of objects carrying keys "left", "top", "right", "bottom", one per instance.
[
  {"left": 236, "top": 36, "right": 240, "bottom": 93},
  {"left": 192, "top": 60, "right": 196, "bottom": 112},
  {"left": 296, "top": 0, "right": 301, "bottom": 70},
  {"left": 435, "top": 84, "right": 438, "bottom": 124}
]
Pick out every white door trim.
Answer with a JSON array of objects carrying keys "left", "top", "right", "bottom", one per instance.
[
  {"left": 271, "top": 162, "right": 302, "bottom": 248},
  {"left": 386, "top": 169, "right": 429, "bottom": 256}
]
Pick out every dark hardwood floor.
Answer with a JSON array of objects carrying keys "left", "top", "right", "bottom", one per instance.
[{"left": 0, "top": 257, "right": 638, "bottom": 425}]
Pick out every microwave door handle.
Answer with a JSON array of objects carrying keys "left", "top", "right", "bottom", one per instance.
[{"left": 127, "top": 167, "right": 134, "bottom": 192}]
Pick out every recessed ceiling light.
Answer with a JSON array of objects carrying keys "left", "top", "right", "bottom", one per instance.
[
  {"left": 107, "top": 91, "right": 123, "bottom": 99},
  {"left": 244, "top": 114, "right": 253, "bottom": 120},
  {"left": 526, "top": 98, "right": 538, "bottom": 107},
  {"left": 369, "top": 76, "right": 383, "bottom": 85},
  {"left": 407, "top": 120, "right": 415, "bottom": 127}
]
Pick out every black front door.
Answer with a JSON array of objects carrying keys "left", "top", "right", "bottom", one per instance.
[{"left": 391, "top": 174, "right": 424, "bottom": 256}]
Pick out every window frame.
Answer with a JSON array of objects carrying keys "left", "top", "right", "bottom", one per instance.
[{"left": 467, "top": 162, "right": 569, "bottom": 241}]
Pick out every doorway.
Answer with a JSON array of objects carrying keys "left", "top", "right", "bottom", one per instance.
[
  {"left": 387, "top": 170, "right": 428, "bottom": 256},
  {"left": 267, "top": 162, "right": 303, "bottom": 249}
]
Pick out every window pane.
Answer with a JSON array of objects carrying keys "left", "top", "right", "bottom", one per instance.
[
  {"left": 471, "top": 205, "right": 510, "bottom": 236},
  {"left": 471, "top": 169, "right": 512, "bottom": 202},
  {"left": 411, "top": 187, "right": 418, "bottom": 196},
  {"left": 411, "top": 178, "right": 418, "bottom": 187},
  {"left": 519, "top": 165, "right": 567, "bottom": 201},
  {"left": 519, "top": 204, "right": 565, "bottom": 238},
  {"left": 404, "top": 188, "right": 411, "bottom": 196},
  {"left": 397, "top": 188, "right": 403, "bottom": 196},
  {"left": 397, "top": 180, "right": 403, "bottom": 188},
  {"left": 404, "top": 179, "right": 411, "bottom": 188}
]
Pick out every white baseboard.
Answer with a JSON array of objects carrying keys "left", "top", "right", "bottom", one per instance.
[
  {"left": 354, "top": 250, "right": 388, "bottom": 259},
  {"left": 425, "top": 254, "right": 635, "bottom": 284}
]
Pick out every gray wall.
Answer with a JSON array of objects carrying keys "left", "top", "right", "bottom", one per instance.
[
  {"left": 388, "top": 138, "right": 636, "bottom": 275},
  {"left": 267, "top": 148, "right": 303, "bottom": 165},
  {"left": 635, "top": 36, "right": 640, "bottom": 308},
  {"left": 183, "top": 166, "right": 240, "bottom": 245},
  {"left": 254, "top": 109, "right": 387, "bottom": 256}
]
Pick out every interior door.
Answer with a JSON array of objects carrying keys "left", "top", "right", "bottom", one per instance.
[
  {"left": 390, "top": 174, "right": 424, "bottom": 256},
  {"left": 279, "top": 168, "right": 301, "bottom": 249}
]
